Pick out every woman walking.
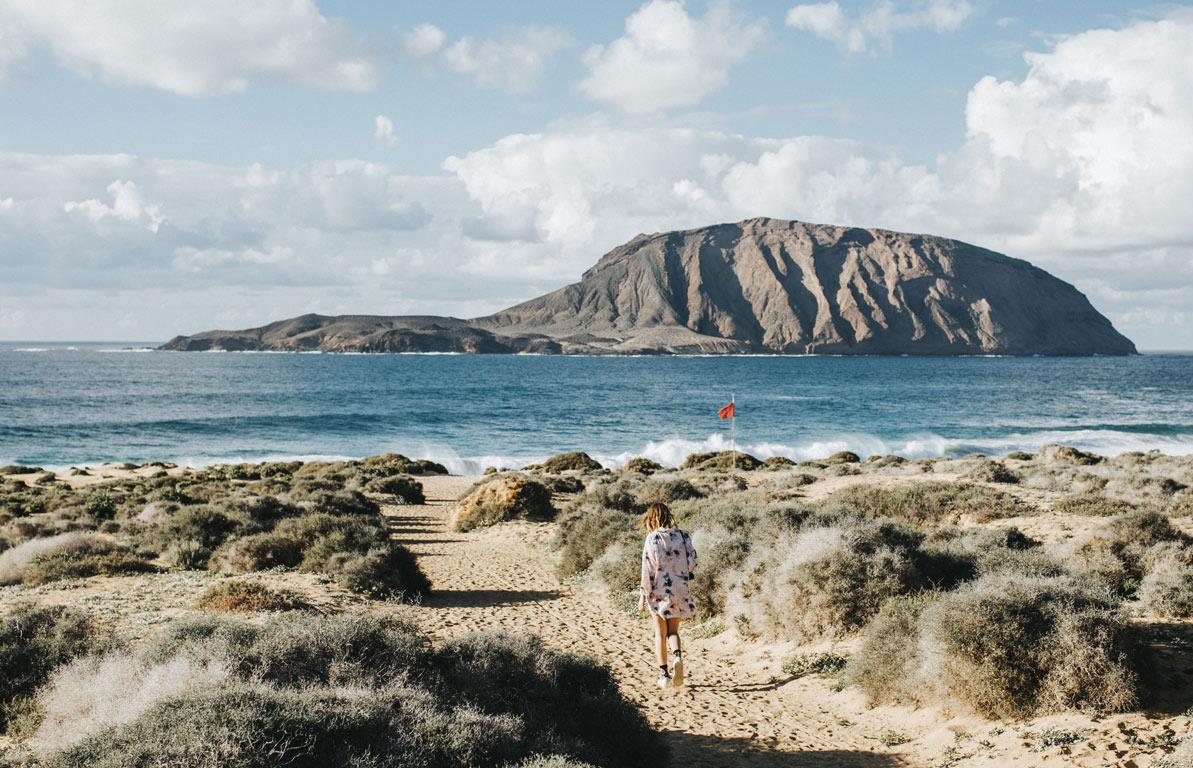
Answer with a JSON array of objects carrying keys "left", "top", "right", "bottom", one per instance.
[{"left": 637, "top": 502, "right": 698, "bottom": 689}]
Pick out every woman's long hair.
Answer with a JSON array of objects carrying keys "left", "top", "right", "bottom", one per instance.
[{"left": 641, "top": 502, "right": 675, "bottom": 532}]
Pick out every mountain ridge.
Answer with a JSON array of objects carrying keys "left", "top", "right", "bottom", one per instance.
[{"left": 160, "top": 217, "right": 1137, "bottom": 356}]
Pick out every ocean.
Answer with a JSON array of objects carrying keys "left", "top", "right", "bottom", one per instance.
[{"left": 2, "top": 342, "right": 1192, "bottom": 473}]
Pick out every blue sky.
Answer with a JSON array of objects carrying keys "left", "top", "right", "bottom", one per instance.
[{"left": 1, "top": 1, "right": 1190, "bottom": 348}]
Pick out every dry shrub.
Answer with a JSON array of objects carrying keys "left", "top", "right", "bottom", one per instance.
[
  {"left": 1071, "top": 510, "right": 1189, "bottom": 596},
  {"left": 730, "top": 516, "right": 925, "bottom": 641},
  {"left": 324, "top": 545, "right": 430, "bottom": 600},
  {"left": 681, "top": 451, "right": 761, "bottom": 471},
  {"left": 361, "top": 453, "right": 448, "bottom": 476},
  {"left": 824, "top": 481, "right": 1031, "bottom": 525},
  {"left": 196, "top": 581, "right": 311, "bottom": 613},
  {"left": 32, "top": 651, "right": 232, "bottom": 754},
  {"left": 1039, "top": 444, "right": 1105, "bottom": 466},
  {"left": 0, "top": 533, "right": 117, "bottom": 585},
  {"left": 967, "top": 460, "right": 1020, "bottom": 484},
  {"left": 364, "top": 475, "right": 425, "bottom": 504},
  {"left": 452, "top": 476, "right": 555, "bottom": 531},
  {"left": 1052, "top": 494, "right": 1139, "bottom": 517},
  {"left": 515, "top": 756, "right": 598, "bottom": 768},
  {"left": 849, "top": 575, "right": 1139, "bottom": 718},
  {"left": 845, "top": 594, "right": 931, "bottom": 705},
  {"left": 532, "top": 452, "right": 603, "bottom": 474},
  {"left": 590, "top": 539, "right": 642, "bottom": 593},
  {"left": 31, "top": 615, "right": 660, "bottom": 768},
  {"left": 637, "top": 478, "right": 703, "bottom": 504},
  {"left": 0, "top": 606, "right": 106, "bottom": 732},
  {"left": 1136, "top": 543, "right": 1193, "bottom": 618},
  {"left": 208, "top": 531, "right": 303, "bottom": 574},
  {"left": 25, "top": 550, "right": 155, "bottom": 585},
  {"left": 621, "top": 457, "right": 663, "bottom": 475}
]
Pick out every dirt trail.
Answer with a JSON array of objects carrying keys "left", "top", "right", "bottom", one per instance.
[{"left": 390, "top": 477, "right": 911, "bottom": 768}]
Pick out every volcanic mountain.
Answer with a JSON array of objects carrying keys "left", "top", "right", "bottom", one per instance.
[{"left": 161, "top": 218, "right": 1136, "bottom": 356}]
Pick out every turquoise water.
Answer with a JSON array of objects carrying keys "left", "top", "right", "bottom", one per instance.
[{"left": 2, "top": 343, "right": 1192, "bottom": 472}]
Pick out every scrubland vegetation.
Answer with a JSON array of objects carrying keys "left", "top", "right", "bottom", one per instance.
[
  {"left": 0, "top": 609, "right": 661, "bottom": 767},
  {"left": 526, "top": 445, "right": 1193, "bottom": 720},
  {"left": 2, "top": 445, "right": 1191, "bottom": 765},
  {"left": 0, "top": 455, "right": 436, "bottom": 600}
]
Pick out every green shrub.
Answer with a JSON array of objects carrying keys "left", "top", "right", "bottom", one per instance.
[
  {"left": 365, "top": 475, "right": 425, "bottom": 504},
  {"left": 0, "top": 465, "right": 43, "bottom": 475},
  {"left": 689, "top": 534, "right": 750, "bottom": 619},
  {"left": 681, "top": 451, "right": 761, "bottom": 471},
  {"left": 452, "top": 476, "right": 555, "bottom": 531},
  {"left": 325, "top": 545, "right": 431, "bottom": 601},
  {"left": 25, "top": 550, "right": 156, "bottom": 585},
  {"left": 824, "top": 481, "right": 1030, "bottom": 524},
  {"left": 141, "top": 506, "right": 241, "bottom": 554},
  {"left": 83, "top": 492, "right": 116, "bottom": 520},
  {"left": 824, "top": 451, "right": 861, "bottom": 464},
  {"left": 761, "top": 456, "right": 797, "bottom": 470},
  {"left": 1052, "top": 494, "right": 1139, "bottom": 517},
  {"left": 436, "top": 631, "right": 665, "bottom": 767},
  {"left": 208, "top": 532, "right": 303, "bottom": 574},
  {"left": 553, "top": 508, "right": 636, "bottom": 578},
  {"left": 0, "top": 606, "right": 105, "bottom": 731},
  {"left": 781, "top": 651, "right": 848, "bottom": 679}
]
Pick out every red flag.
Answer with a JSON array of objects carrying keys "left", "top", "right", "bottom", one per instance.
[{"left": 718, "top": 401, "right": 735, "bottom": 419}]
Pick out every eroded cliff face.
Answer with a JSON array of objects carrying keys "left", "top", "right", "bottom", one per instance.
[
  {"left": 478, "top": 218, "right": 1135, "bottom": 355},
  {"left": 162, "top": 218, "right": 1136, "bottom": 356}
]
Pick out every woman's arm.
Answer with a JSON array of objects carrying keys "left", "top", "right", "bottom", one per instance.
[{"left": 638, "top": 535, "right": 655, "bottom": 611}]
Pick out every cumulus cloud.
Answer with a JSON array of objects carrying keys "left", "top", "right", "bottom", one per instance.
[
  {"left": 446, "top": 10, "right": 1193, "bottom": 346},
  {"left": 786, "top": 0, "right": 973, "bottom": 53},
  {"left": 0, "top": 0, "right": 378, "bottom": 94},
  {"left": 373, "top": 115, "right": 397, "bottom": 145},
  {"left": 580, "top": 1, "right": 765, "bottom": 113},
  {"left": 64, "top": 180, "right": 164, "bottom": 233},
  {"left": 403, "top": 23, "right": 446, "bottom": 60},
  {"left": 401, "top": 22, "right": 570, "bottom": 93}
]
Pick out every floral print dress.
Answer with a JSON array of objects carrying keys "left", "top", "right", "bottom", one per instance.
[{"left": 640, "top": 527, "right": 698, "bottom": 619}]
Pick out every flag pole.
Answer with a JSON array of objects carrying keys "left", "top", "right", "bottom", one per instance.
[{"left": 731, "top": 393, "right": 736, "bottom": 471}]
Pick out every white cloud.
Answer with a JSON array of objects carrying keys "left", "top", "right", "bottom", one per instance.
[
  {"left": 786, "top": 0, "right": 974, "bottom": 53},
  {"left": 580, "top": 1, "right": 765, "bottom": 113},
  {"left": 403, "top": 23, "right": 445, "bottom": 60},
  {"left": 440, "top": 25, "right": 572, "bottom": 94},
  {"left": 373, "top": 115, "right": 397, "bottom": 145},
  {"left": 0, "top": 0, "right": 378, "bottom": 95},
  {"left": 446, "top": 10, "right": 1193, "bottom": 347},
  {"left": 64, "top": 180, "right": 164, "bottom": 233}
]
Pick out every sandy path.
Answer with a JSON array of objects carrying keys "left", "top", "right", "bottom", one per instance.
[{"left": 390, "top": 476, "right": 911, "bottom": 768}]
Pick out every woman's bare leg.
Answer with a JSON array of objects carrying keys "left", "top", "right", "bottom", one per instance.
[
  {"left": 666, "top": 617, "right": 682, "bottom": 651},
  {"left": 653, "top": 613, "right": 669, "bottom": 667},
  {"left": 667, "top": 618, "right": 684, "bottom": 685}
]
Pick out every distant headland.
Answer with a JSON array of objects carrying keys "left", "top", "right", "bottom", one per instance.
[{"left": 161, "top": 218, "right": 1137, "bottom": 356}]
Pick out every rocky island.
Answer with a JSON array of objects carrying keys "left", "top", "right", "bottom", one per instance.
[{"left": 161, "top": 218, "right": 1137, "bottom": 356}]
